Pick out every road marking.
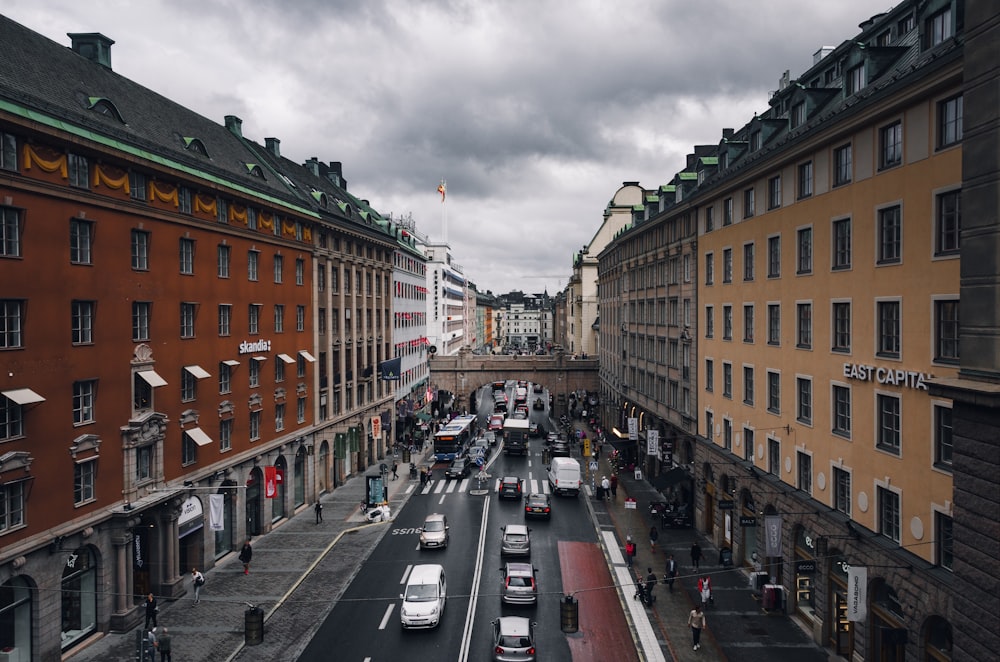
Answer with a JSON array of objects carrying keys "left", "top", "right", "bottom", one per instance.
[
  {"left": 457, "top": 495, "right": 490, "bottom": 662},
  {"left": 378, "top": 603, "right": 395, "bottom": 630},
  {"left": 459, "top": 477, "right": 470, "bottom": 491},
  {"left": 400, "top": 565, "right": 413, "bottom": 584},
  {"left": 433, "top": 480, "right": 446, "bottom": 494}
]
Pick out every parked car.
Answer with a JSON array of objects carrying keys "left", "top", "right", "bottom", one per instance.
[
  {"left": 533, "top": 383, "right": 543, "bottom": 393},
  {"left": 500, "top": 562, "right": 538, "bottom": 605},
  {"left": 419, "top": 513, "right": 449, "bottom": 549},
  {"left": 500, "top": 524, "right": 531, "bottom": 557},
  {"left": 498, "top": 476, "right": 524, "bottom": 500},
  {"left": 445, "top": 456, "right": 473, "bottom": 479},
  {"left": 523, "top": 493, "right": 551, "bottom": 519},
  {"left": 491, "top": 616, "right": 536, "bottom": 661},
  {"left": 549, "top": 442, "right": 571, "bottom": 458}
]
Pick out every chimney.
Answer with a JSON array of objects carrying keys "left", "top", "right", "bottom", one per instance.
[
  {"left": 328, "top": 162, "right": 345, "bottom": 189},
  {"left": 813, "top": 47, "right": 834, "bottom": 65},
  {"left": 722, "top": 128, "right": 735, "bottom": 140},
  {"left": 224, "top": 116, "right": 243, "bottom": 137},
  {"left": 68, "top": 33, "right": 115, "bottom": 69},
  {"left": 265, "top": 137, "right": 280, "bottom": 158},
  {"left": 304, "top": 157, "right": 320, "bottom": 177}
]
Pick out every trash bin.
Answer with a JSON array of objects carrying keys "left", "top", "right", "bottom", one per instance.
[
  {"left": 719, "top": 547, "right": 733, "bottom": 567},
  {"left": 560, "top": 595, "right": 579, "bottom": 633},
  {"left": 245, "top": 605, "right": 264, "bottom": 645},
  {"left": 403, "top": 449, "right": 411, "bottom": 463}
]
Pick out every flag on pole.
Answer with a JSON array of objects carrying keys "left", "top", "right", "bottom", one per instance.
[{"left": 437, "top": 181, "right": 446, "bottom": 202}]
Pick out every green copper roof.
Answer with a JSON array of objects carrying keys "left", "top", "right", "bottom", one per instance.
[
  {"left": 678, "top": 172, "right": 697, "bottom": 180},
  {"left": 659, "top": 185, "right": 676, "bottom": 193},
  {"left": 700, "top": 156, "right": 718, "bottom": 165}
]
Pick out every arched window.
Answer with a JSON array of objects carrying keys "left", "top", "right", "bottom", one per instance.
[
  {"left": 272, "top": 456, "right": 288, "bottom": 521},
  {"left": 293, "top": 446, "right": 306, "bottom": 508},
  {"left": 0, "top": 576, "right": 33, "bottom": 659},
  {"left": 61, "top": 546, "right": 97, "bottom": 650},
  {"left": 924, "top": 615, "right": 952, "bottom": 661}
]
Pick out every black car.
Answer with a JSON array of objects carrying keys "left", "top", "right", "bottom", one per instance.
[
  {"left": 523, "top": 493, "right": 551, "bottom": 519},
  {"left": 549, "top": 443, "right": 571, "bottom": 458},
  {"left": 498, "top": 476, "right": 524, "bottom": 500},
  {"left": 444, "top": 456, "right": 473, "bottom": 479}
]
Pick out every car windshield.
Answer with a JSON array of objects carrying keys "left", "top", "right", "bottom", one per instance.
[
  {"left": 450, "top": 460, "right": 464, "bottom": 468},
  {"left": 404, "top": 584, "right": 438, "bottom": 602},
  {"left": 507, "top": 576, "right": 531, "bottom": 587},
  {"left": 424, "top": 521, "right": 445, "bottom": 532}
]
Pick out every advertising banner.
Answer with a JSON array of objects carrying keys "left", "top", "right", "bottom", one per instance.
[
  {"left": 847, "top": 566, "right": 868, "bottom": 622},
  {"left": 646, "top": 429, "right": 659, "bottom": 456},
  {"left": 764, "top": 514, "right": 783, "bottom": 557}
]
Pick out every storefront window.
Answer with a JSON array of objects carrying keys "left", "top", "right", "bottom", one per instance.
[
  {"left": 829, "top": 554, "right": 853, "bottom": 658},
  {"left": 61, "top": 547, "right": 97, "bottom": 650},
  {"left": 213, "top": 484, "right": 235, "bottom": 558},
  {"left": 0, "top": 576, "right": 33, "bottom": 661},
  {"left": 272, "top": 458, "right": 287, "bottom": 522},
  {"left": 794, "top": 527, "right": 817, "bottom": 617}
]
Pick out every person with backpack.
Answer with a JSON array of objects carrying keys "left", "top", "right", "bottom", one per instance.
[{"left": 191, "top": 567, "right": 205, "bottom": 604}]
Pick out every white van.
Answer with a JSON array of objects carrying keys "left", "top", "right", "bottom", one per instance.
[
  {"left": 547, "top": 457, "right": 582, "bottom": 496},
  {"left": 400, "top": 564, "right": 447, "bottom": 629}
]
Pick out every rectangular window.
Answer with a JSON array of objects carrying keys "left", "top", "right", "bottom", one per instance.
[
  {"left": 68, "top": 153, "right": 89, "bottom": 189},
  {"left": 297, "top": 397, "right": 306, "bottom": 424},
  {"left": 218, "top": 245, "right": 231, "bottom": 278},
  {"left": 296, "top": 258, "right": 305, "bottom": 286},
  {"left": 136, "top": 445, "right": 152, "bottom": 482},
  {"left": 248, "top": 250, "right": 259, "bottom": 281},
  {"left": 723, "top": 418, "right": 733, "bottom": 451},
  {"left": 877, "top": 206, "right": 902, "bottom": 264},
  {"left": 938, "top": 95, "right": 963, "bottom": 148},
  {"left": 723, "top": 249, "right": 733, "bottom": 283},
  {"left": 128, "top": 171, "right": 147, "bottom": 200},
  {"left": 797, "top": 452, "right": 812, "bottom": 495},
  {"left": 0, "top": 480, "right": 26, "bottom": 531},
  {"left": 218, "top": 304, "right": 231, "bottom": 336},
  {"left": 834, "top": 144, "right": 852, "bottom": 186},
  {"left": 833, "top": 302, "right": 851, "bottom": 352},
  {"left": 936, "top": 512, "right": 953, "bottom": 570},
  {"left": 750, "top": 130, "right": 762, "bottom": 152},
  {"left": 743, "top": 304, "right": 754, "bottom": 343},
  {"left": 879, "top": 121, "right": 902, "bottom": 169},
  {"left": 934, "top": 299, "right": 959, "bottom": 363},
  {"left": 832, "top": 218, "right": 852, "bottom": 269},
  {"left": 275, "top": 403, "right": 286, "bottom": 432},
  {"left": 179, "top": 238, "right": 195, "bottom": 275},
  {"left": 723, "top": 362, "right": 732, "bottom": 399},
  {"left": 927, "top": 7, "right": 953, "bottom": 46},
  {"left": 767, "top": 236, "right": 781, "bottom": 278},
  {"left": 723, "top": 305, "right": 732, "bottom": 341},
  {"left": 767, "top": 176, "right": 781, "bottom": 210},
  {"left": 705, "top": 206, "right": 715, "bottom": 232},
  {"left": 219, "top": 418, "right": 233, "bottom": 452},
  {"left": 218, "top": 362, "right": 232, "bottom": 394},
  {"left": 798, "top": 161, "right": 813, "bottom": 199},
  {"left": 743, "top": 187, "right": 755, "bottom": 218},
  {"left": 274, "top": 254, "right": 284, "bottom": 284},
  {"left": 72, "top": 301, "right": 94, "bottom": 344},
  {"left": 70, "top": 219, "right": 93, "bottom": 265},
  {"left": 180, "top": 302, "right": 196, "bottom": 338},
  {"left": 833, "top": 385, "right": 851, "bottom": 437},
  {"left": 249, "top": 410, "right": 261, "bottom": 441},
  {"left": 877, "top": 300, "right": 901, "bottom": 358},
  {"left": 797, "top": 227, "right": 813, "bottom": 274},
  {"left": 296, "top": 305, "right": 306, "bottom": 332},
  {"left": 936, "top": 190, "right": 961, "bottom": 255},
  {"left": 767, "top": 371, "right": 780, "bottom": 413},
  {"left": 0, "top": 393, "right": 24, "bottom": 439},
  {"left": 217, "top": 198, "right": 228, "bottom": 223},
  {"left": 275, "top": 356, "right": 286, "bottom": 383},
  {"left": 743, "top": 243, "right": 755, "bottom": 281},
  {"left": 934, "top": 404, "right": 953, "bottom": 469},
  {"left": 74, "top": 459, "right": 96, "bottom": 505},
  {"left": 846, "top": 64, "right": 865, "bottom": 95},
  {"left": 178, "top": 186, "right": 192, "bottom": 214},
  {"left": 182, "top": 430, "right": 197, "bottom": 465},
  {"left": 797, "top": 377, "right": 812, "bottom": 424},
  {"left": 767, "top": 304, "right": 780, "bottom": 345},
  {"left": 723, "top": 198, "right": 733, "bottom": 226},
  {"left": 132, "top": 302, "right": 151, "bottom": 342},
  {"left": 743, "top": 427, "right": 754, "bottom": 462},
  {"left": 791, "top": 102, "right": 806, "bottom": 128},
  {"left": 705, "top": 253, "right": 715, "bottom": 285},
  {"left": 705, "top": 359, "right": 714, "bottom": 392},
  {"left": 768, "top": 438, "right": 780, "bottom": 475},
  {"left": 1, "top": 206, "right": 22, "bottom": 258},
  {"left": 878, "top": 486, "right": 901, "bottom": 543},
  {"left": 248, "top": 304, "right": 260, "bottom": 334},
  {"left": 704, "top": 304, "right": 715, "bottom": 338},
  {"left": 249, "top": 358, "right": 261, "bottom": 388},
  {"left": 181, "top": 368, "right": 196, "bottom": 402},
  {"left": 743, "top": 366, "right": 754, "bottom": 405},
  {"left": 877, "top": 394, "right": 901, "bottom": 455},
  {"left": 0, "top": 132, "right": 17, "bottom": 171},
  {"left": 131, "top": 230, "right": 149, "bottom": 270},
  {"left": 274, "top": 304, "right": 284, "bottom": 333},
  {"left": 833, "top": 467, "right": 851, "bottom": 516},
  {"left": 796, "top": 303, "right": 812, "bottom": 349},
  {"left": 0, "top": 300, "right": 23, "bottom": 349},
  {"left": 705, "top": 411, "right": 714, "bottom": 441},
  {"left": 73, "top": 380, "right": 96, "bottom": 424}
]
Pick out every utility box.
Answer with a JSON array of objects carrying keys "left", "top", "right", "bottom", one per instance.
[{"left": 560, "top": 595, "right": 579, "bottom": 633}]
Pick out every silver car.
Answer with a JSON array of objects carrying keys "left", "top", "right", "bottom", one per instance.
[
  {"left": 491, "top": 616, "right": 536, "bottom": 661},
  {"left": 501, "top": 562, "right": 538, "bottom": 605},
  {"left": 500, "top": 524, "right": 531, "bottom": 557},
  {"left": 419, "top": 513, "right": 449, "bottom": 549}
]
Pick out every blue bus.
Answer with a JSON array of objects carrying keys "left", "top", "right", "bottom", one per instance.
[{"left": 433, "top": 414, "right": 478, "bottom": 461}]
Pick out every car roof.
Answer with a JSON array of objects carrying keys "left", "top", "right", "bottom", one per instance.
[
  {"left": 505, "top": 524, "right": 528, "bottom": 534},
  {"left": 505, "top": 562, "right": 534, "bottom": 575},
  {"left": 497, "top": 616, "right": 532, "bottom": 636},
  {"left": 526, "top": 493, "right": 548, "bottom": 500},
  {"left": 424, "top": 513, "right": 446, "bottom": 522},
  {"left": 501, "top": 475, "right": 520, "bottom": 482}
]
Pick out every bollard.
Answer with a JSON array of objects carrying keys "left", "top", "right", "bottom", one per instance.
[
  {"left": 245, "top": 605, "right": 264, "bottom": 645},
  {"left": 560, "top": 594, "right": 579, "bottom": 633}
]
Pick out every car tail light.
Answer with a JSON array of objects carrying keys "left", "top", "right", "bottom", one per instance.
[
  {"left": 525, "top": 505, "right": 531, "bottom": 513},
  {"left": 531, "top": 577, "right": 537, "bottom": 591},
  {"left": 495, "top": 646, "right": 505, "bottom": 654},
  {"left": 544, "top": 507, "right": 550, "bottom": 513},
  {"left": 528, "top": 647, "right": 536, "bottom": 655}
]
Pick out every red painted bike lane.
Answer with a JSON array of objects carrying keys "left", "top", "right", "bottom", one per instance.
[{"left": 559, "top": 541, "right": 640, "bottom": 662}]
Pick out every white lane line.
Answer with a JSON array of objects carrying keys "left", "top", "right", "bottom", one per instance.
[
  {"left": 457, "top": 495, "right": 491, "bottom": 662},
  {"left": 405, "top": 484, "right": 415, "bottom": 495},
  {"left": 437, "top": 493, "right": 447, "bottom": 505},
  {"left": 529, "top": 479, "right": 540, "bottom": 494},
  {"left": 400, "top": 565, "right": 413, "bottom": 584},
  {"left": 433, "top": 480, "right": 446, "bottom": 494},
  {"left": 378, "top": 603, "right": 395, "bottom": 630}
]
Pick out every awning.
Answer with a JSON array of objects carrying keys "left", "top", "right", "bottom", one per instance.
[
  {"left": 252, "top": 356, "right": 267, "bottom": 362},
  {"left": 416, "top": 412, "right": 433, "bottom": 422},
  {"left": 137, "top": 370, "right": 167, "bottom": 387},
  {"left": 184, "top": 365, "right": 211, "bottom": 379},
  {"left": 185, "top": 427, "right": 213, "bottom": 446},
  {"left": 2, "top": 388, "right": 46, "bottom": 405},
  {"left": 277, "top": 354, "right": 295, "bottom": 364},
  {"left": 222, "top": 359, "right": 241, "bottom": 367},
  {"left": 299, "top": 350, "right": 317, "bottom": 362}
]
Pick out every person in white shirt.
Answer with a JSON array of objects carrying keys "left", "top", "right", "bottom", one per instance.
[{"left": 191, "top": 568, "right": 205, "bottom": 604}]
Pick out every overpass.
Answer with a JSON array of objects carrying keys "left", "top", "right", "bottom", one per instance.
[{"left": 429, "top": 348, "right": 599, "bottom": 414}]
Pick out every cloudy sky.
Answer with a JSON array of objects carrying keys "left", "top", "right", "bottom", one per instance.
[{"left": 6, "top": 0, "right": 884, "bottom": 294}]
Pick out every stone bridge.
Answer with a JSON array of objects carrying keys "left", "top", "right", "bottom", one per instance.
[{"left": 429, "top": 348, "right": 599, "bottom": 413}]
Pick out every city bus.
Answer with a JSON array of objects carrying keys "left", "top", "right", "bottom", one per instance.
[{"left": 433, "top": 414, "right": 478, "bottom": 462}]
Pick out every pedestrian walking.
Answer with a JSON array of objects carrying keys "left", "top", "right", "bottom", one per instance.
[
  {"left": 687, "top": 604, "right": 707, "bottom": 650},
  {"left": 155, "top": 626, "right": 172, "bottom": 661},
  {"left": 391, "top": 461, "right": 399, "bottom": 480},
  {"left": 239, "top": 538, "right": 253, "bottom": 575},
  {"left": 143, "top": 593, "right": 158, "bottom": 629},
  {"left": 625, "top": 536, "right": 636, "bottom": 568},
  {"left": 665, "top": 554, "right": 678, "bottom": 592},
  {"left": 649, "top": 525, "right": 659, "bottom": 551},
  {"left": 644, "top": 567, "right": 657, "bottom": 601},
  {"left": 314, "top": 500, "right": 323, "bottom": 523},
  {"left": 699, "top": 575, "right": 713, "bottom": 607},
  {"left": 690, "top": 540, "right": 702, "bottom": 569},
  {"left": 191, "top": 568, "right": 205, "bottom": 603},
  {"left": 609, "top": 474, "right": 618, "bottom": 498},
  {"left": 145, "top": 627, "right": 157, "bottom": 662},
  {"left": 601, "top": 476, "right": 611, "bottom": 500}
]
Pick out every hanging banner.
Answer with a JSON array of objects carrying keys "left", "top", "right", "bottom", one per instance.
[
  {"left": 371, "top": 416, "right": 382, "bottom": 439},
  {"left": 764, "top": 515, "right": 783, "bottom": 557},
  {"left": 646, "top": 429, "right": 659, "bottom": 456},
  {"left": 209, "top": 494, "right": 225, "bottom": 531},
  {"left": 264, "top": 466, "right": 278, "bottom": 498},
  {"left": 627, "top": 417, "right": 638, "bottom": 441},
  {"left": 847, "top": 566, "right": 868, "bottom": 622}
]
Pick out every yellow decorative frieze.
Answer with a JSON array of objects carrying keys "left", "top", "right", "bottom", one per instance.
[{"left": 22, "top": 144, "right": 67, "bottom": 178}]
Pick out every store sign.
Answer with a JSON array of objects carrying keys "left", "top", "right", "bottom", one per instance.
[
  {"left": 740, "top": 515, "right": 757, "bottom": 527},
  {"left": 796, "top": 560, "right": 817, "bottom": 575},
  {"left": 627, "top": 417, "right": 638, "bottom": 441},
  {"left": 719, "top": 500, "right": 735, "bottom": 510},
  {"left": 371, "top": 416, "right": 382, "bottom": 439},
  {"left": 847, "top": 566, "right": 868, "bottom": 622},
  {"left": 238, "top": 339, "right": 272, "bottom": 354},
  {"left": 646, "top": 429, "right": 659, "bottom": 456},
  {"left": 842, "top": 363, "right": 932, "bottom": 390}
]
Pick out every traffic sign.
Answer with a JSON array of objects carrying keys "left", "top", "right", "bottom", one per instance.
[
  {"left": 624, "top": 498, "right": 637, "bottom": 510},
  {"left": 476, "top": 457, "right": 484, "bottom": 467},
  {"left": 589, "top": 461, "right": 599, "bottom": 472}
]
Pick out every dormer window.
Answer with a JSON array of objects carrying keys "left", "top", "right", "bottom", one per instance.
[
  {"left": 183, "top": 137, "right": 210, "bottom": 158},
  {"left": 750, "top": 130, "right": 762, "bottom": 152},
  {"left": 87, "top": 97, "right": 125, "bottom": 123},
  {"left": 310, "top": 190, "right": 328, "bottom": 207},
  {"left": 245, "top": 164, "right": 265, "bottom": 179},
  {"left": 791, "top": 102, "right": 806, "bottom": 129},
  {"left": 926, "top": 7, "right": 953, "bottom": 47},
  {"left": 846, "top": 63, "right": 865, "bottom": 95}
]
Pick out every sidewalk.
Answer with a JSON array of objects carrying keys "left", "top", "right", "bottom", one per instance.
[{"left": 66, "top": 450, "right": 427, "bottom": 662}]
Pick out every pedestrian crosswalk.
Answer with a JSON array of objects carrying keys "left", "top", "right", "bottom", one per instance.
[{"left": 418, "top": 477, "right": 554, "bottom": 496}]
